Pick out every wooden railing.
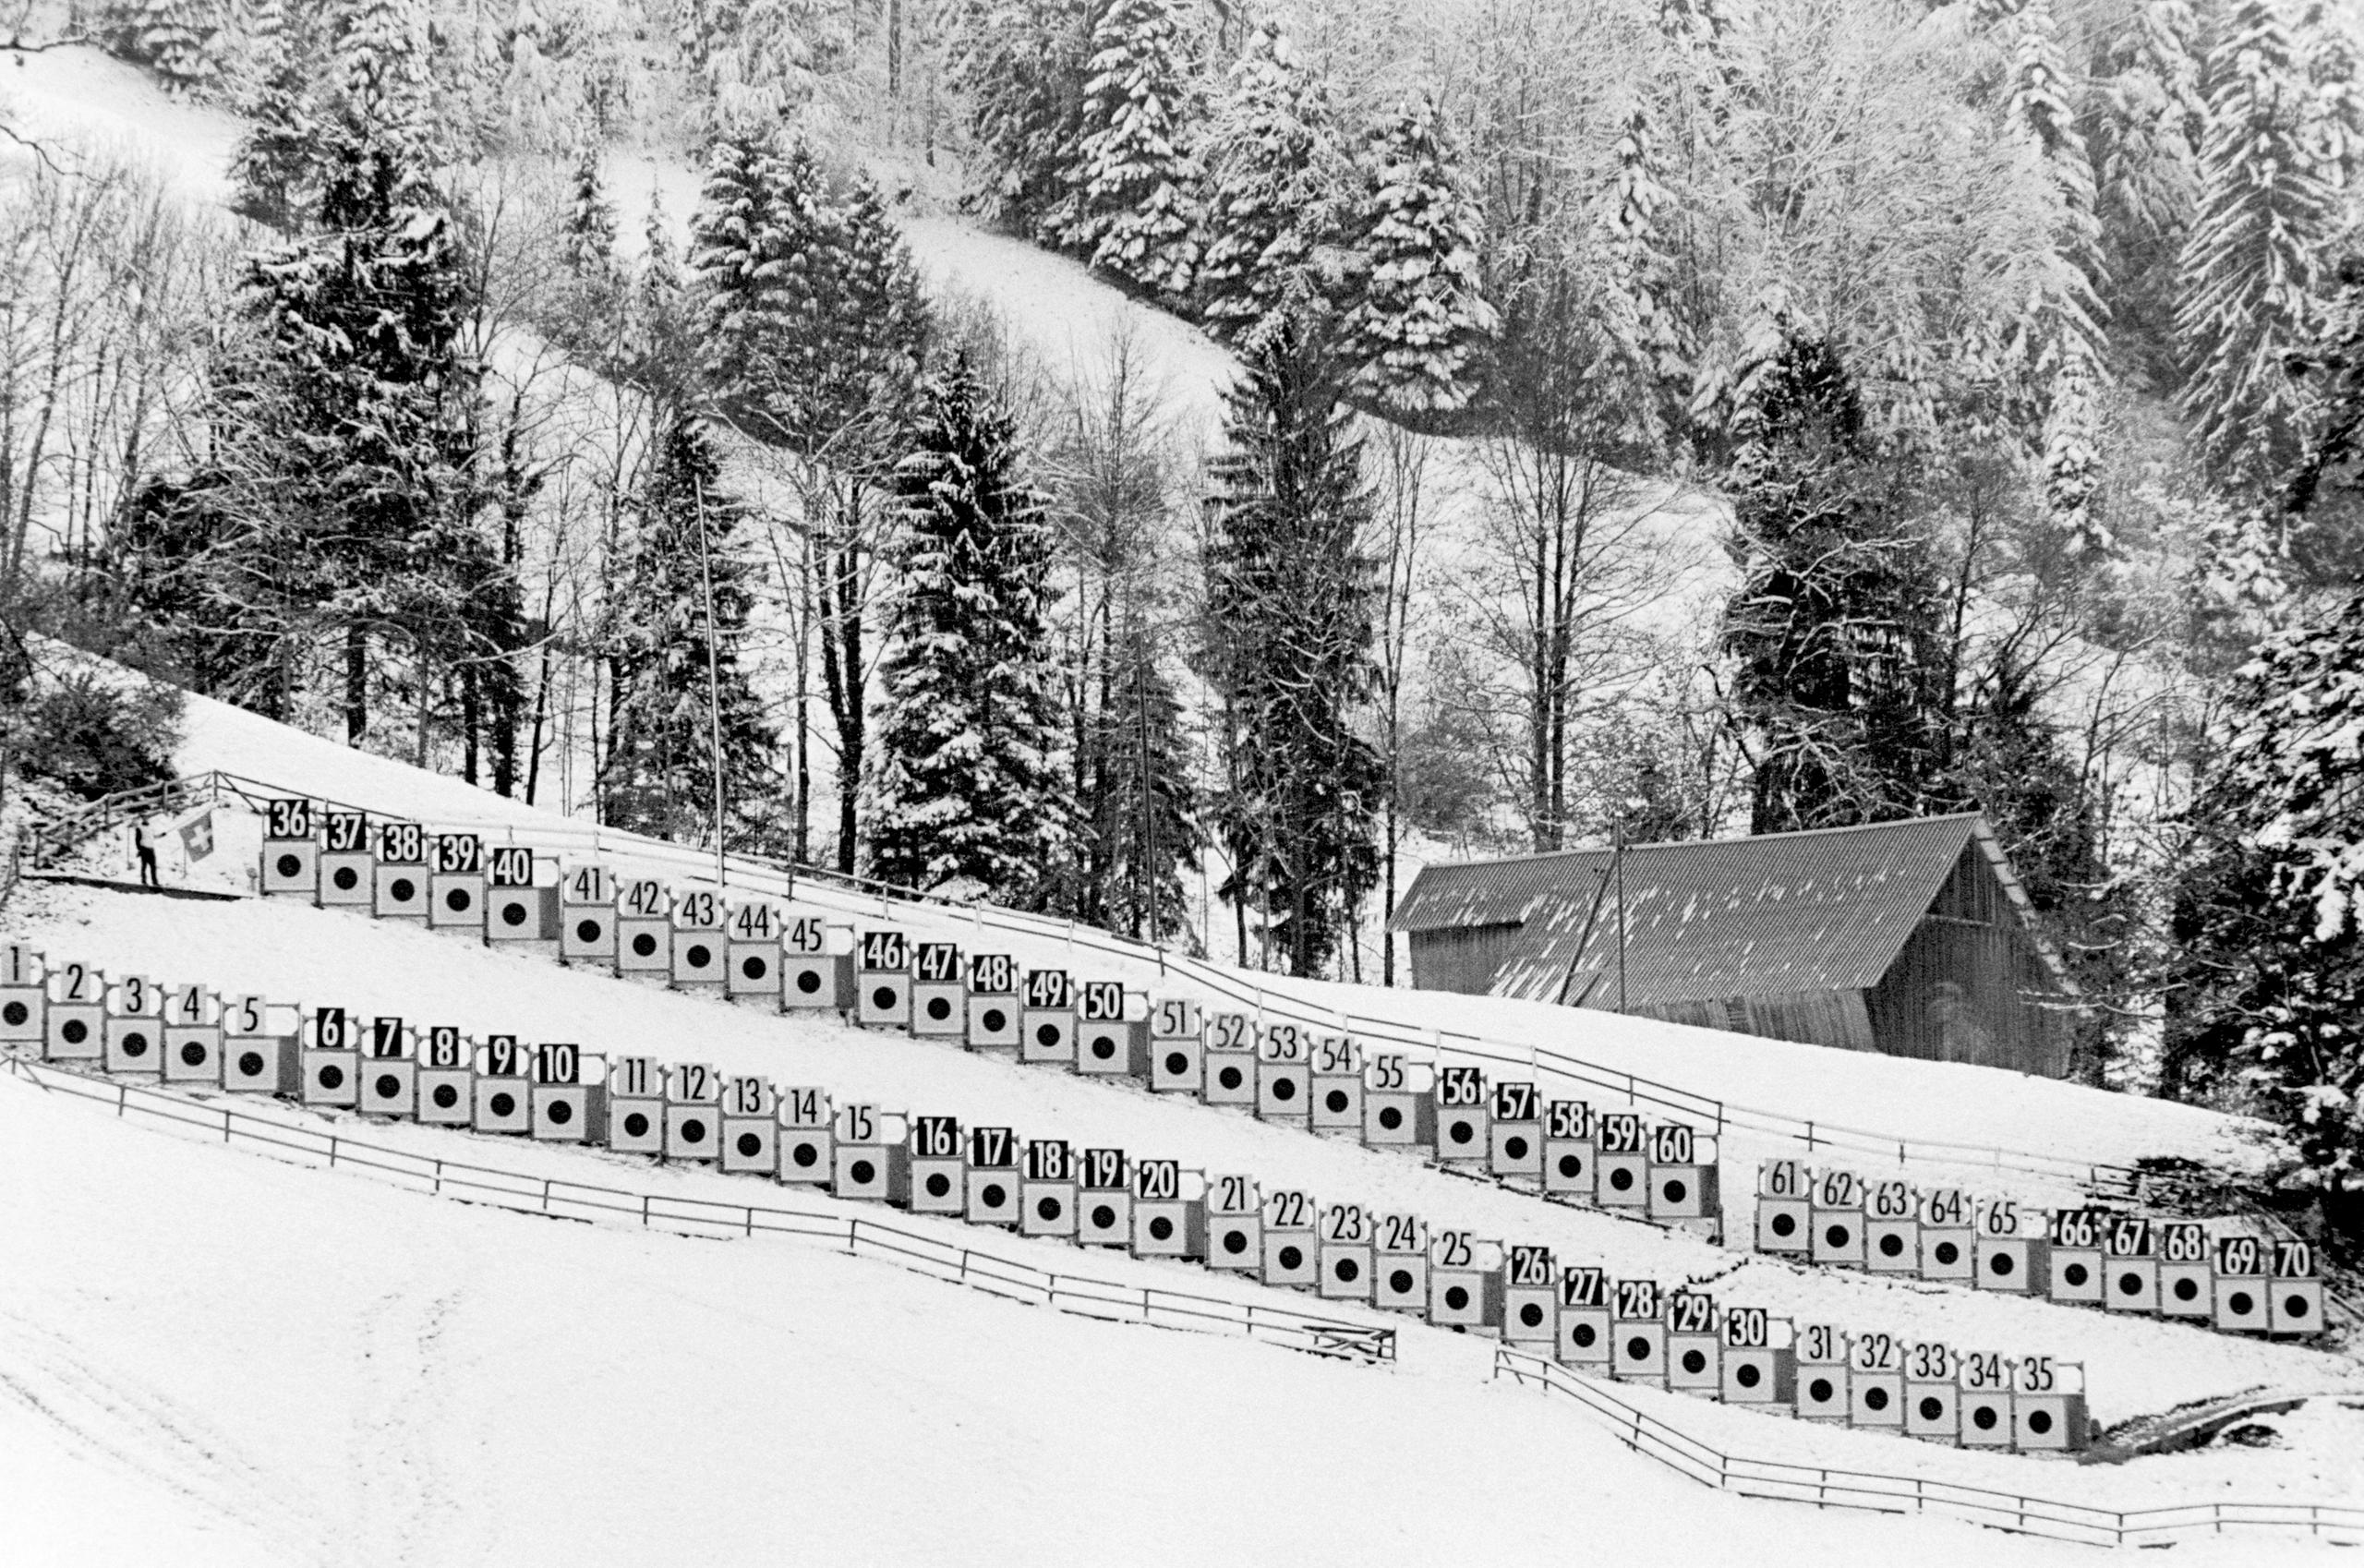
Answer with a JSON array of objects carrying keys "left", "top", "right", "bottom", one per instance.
[{"left": 1493, "top": 1349, "right": 2363, "bottom": 1548}]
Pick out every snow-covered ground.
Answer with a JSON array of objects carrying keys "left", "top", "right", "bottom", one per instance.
[
  {"left": 128, "top": 669, "right": 2276, "bottom": 1212},
  {"left": 9, "top": 48, "right": 2362, "bottom": 1559},
  {"left": 4, "top": 876, "right": 2362, "bottom": 1566},
  {"left": 10, "top": 874, "right": 2352, "bottom": 1433}
]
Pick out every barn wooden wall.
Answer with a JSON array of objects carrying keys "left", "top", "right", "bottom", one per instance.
[
  {"left": 1863, "top": 912, "right": 2069, "bottom": 1077},
  {"left": 1631, "top": 991, "right": 1877, "bottom": 1053},
  {"left": 1407, "top": 924, "right": 1523, "bottom": 996}
]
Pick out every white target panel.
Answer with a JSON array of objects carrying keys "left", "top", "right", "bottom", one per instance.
[
  {"left": 360, "top": 1057, "right": 417, "bottom": 1117},
  {"left": 373, "top": 862, "right": 430, "bottom": 922}
]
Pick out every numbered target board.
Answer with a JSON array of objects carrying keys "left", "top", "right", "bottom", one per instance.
[
  {"left": 485, "top": 847, "right": 558, "bottom": 944},
  {"left": 374, "top": 824, "right": 431, "bottom": 921},
  {"left": 909, "top": 941, "right": 965, "bottom": 1037},
  {"left": 319, "top": 812, "right": 372, "bottom": 907},
  {"left": 259, "top": 799, "right": 317, "bottom": 897},
  {"left": 1075, "top": 981, "right": 1145, "bottom": 1077},
  {"left": 1019, "top": 969, "right": 1074, "bottom": 1067},
  {"left": 1200, "top": 1011, "right": 1256, "bottom": 1107},
  {"left": 855, "top": 929, "right": 911, "bottom": 1026},
  {"left": 1147, "top": 997, "right": 1202, "bottom": 1093},
  {"left": 964, "top": 954, "right": 1020, "bottom": 1048},
  {"left": 428, "top": 835, "right": 487, "bottom": 934},
  {"left": 1431, "top": 1066, "right": 1488, "bottom": 1165},
  {"left": 671, "top": 890, "right": 729, "bottom": 989},
  {"left": 781, "top": 912, "right": 853, "bottom": 1010}
]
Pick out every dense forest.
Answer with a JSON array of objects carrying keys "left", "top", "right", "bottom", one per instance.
[{"left": 4, "top": 0, "right": 2364, "bottom": 1222}]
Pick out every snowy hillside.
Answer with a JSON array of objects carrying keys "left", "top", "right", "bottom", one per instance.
[
  {"left": 17, "top": 871, "right": 2339, "bottom": 1422},
  {"left": 117, "top": 669, "right": 2265, "bottom": 1200},
  {"left": 6, "top": 859, "right": 2362, "bottom": 1563},
  {"left": 10, "top": 1037, "right": 2346, "bottom": 1568},
  {"left": 11, "top": 18, "right": 2364, "bottom": 1564}
]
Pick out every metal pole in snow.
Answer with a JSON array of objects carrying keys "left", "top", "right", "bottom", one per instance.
[
  {"left": 1614, "top": 817, "right": 1628, "bottom": 1014},
  {"left": 692, "top": 478, "right": 729, "bottom": 889}
]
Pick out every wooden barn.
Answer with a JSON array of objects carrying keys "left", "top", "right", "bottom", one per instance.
[{"left": 1388, "top": 813, "right": 2078, "bottom": 1078}]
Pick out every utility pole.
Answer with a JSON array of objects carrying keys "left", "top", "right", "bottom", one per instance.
[
  {"left": 1613, "top": 815, "right": 1628, "bottom": 1014},
  {"left": 692, "top": 480, "right": 729, "bottom": 889},
  {"left": 1137, "top": 623, "right": 1155, "bottom": 944}
]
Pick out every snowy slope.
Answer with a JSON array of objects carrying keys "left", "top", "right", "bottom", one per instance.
[
  {"left": 4, "top": 1050, "right": 2292, "bottom": 1568},
  {"left": 11, "top": 876, "right": 2348, "bottom": 1440},
  {"left": 124, "top": 670, "right": 2276, "bottom": 1214},
  {"left": 4, "top": 877, "right": 2362, "bottom": 1565}
]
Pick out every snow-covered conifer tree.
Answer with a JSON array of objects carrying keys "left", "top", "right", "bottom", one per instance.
[
  {"left": 228, "top": 0, "right": 491, "bottom": 746},
  {"left": 227, "top": 17, "right": 317, "bottom": 229},
  {"left": 947, "top": 0, "right": 1095, "bottom": 237},
  {"left": 2096, "top": 0, "right": 2202, "bottom": 247},
  {"left": 2299, "top": 1, "right": 2364, "bottom": 192},
  {"left": 2173, "top": 591, "right": 2364, "bottom": 1193},
  {"left": 2176, "top": 0, "right": 2336, "bottom": 487},
  {"left": 686, "top": 129, "right": 810, "bottom": 432},
  {"left": 2003, "top": 0, "right": 2113, "bottom": 548},
  {"left": 1197, "top": 22, "right": 1352, "bottom": 350},
  {"left": 136, "top": 0, "right": 221, "bottom": 89},
  {"left": 601, "top": 412, "right": 779, "bottom": 849},
  {"left": 1202, "top": 307, "right": 1382, "bottom": 975},
  {"left": 865, "top": 354, "right": 1071, "bottom": 902},
  {"left": 1721, "top": 332, "right": 1948, "bottom": 833},
  {"left": 1343, "top": 95, "right": 1497, "bottom": 416},
  {"left": 562, "top": 143, "right": 620, "bottom": 276},
  {"left": 1060, "top": 0, "right": 1203, "bottom": 296},
  {"left": 1600, "top": 103, "right": 1689, "bottom": 436}
]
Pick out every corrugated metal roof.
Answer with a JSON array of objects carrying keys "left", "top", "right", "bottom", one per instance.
[{"left": 1392, "top": 814, "right": 2009, "bottom": 1007}]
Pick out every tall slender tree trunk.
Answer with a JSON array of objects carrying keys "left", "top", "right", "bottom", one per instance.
[
  {"left": 461, "top": 663, "right": 481, "bottom": 784},
  {"left": 523, "top": 638, "right": 554, "bottom": 805},
  {"left": 815, "top": 513, "right": 867, "bottom": 876},
  {"left": 344, "top": 625, "right": 369, "bottom": 744}
]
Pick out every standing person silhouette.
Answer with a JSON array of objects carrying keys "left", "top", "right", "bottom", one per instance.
[{"left": 133, "top": 823, "right": 161, "bottom": 888}]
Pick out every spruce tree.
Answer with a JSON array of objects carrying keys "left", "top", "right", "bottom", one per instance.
[
  {"left": 625, "top": 190, "right": 698, "bottom": 395},
  {"left": 1720, "top": 333, "right": 1947, "bottom": 834},
  {"left": 135, "top": 0, "right": 220, "bottom": 89},
  {"left": 1083, "top": 619, "right": 1200, "bottom": 943},
  {"left": 2096, "top": 0, "right": 2202, "bottom": 245},
  {"left": 601, "top": 413, "right": 778, "bottom": 848},
  {"left": 1600, "top": 104, "right": 1690, "bottom": 444},
  {"left": 686, "top": 137, "right": 929, "bottom": 875},
  {"left": 228, "top": 19, "right": 319, "bottom": 230},
  {"left": 1202, "top": 308, "right": 1382, "bottom": 976},
  {"left": 1344, "top": 95, "right": 1497, "bottom": 416},
  {"left": 2300, "top": 1, "right": 2364, "bottom": 193},
  {"left": 783, "top": 171, "right": 931, "bottom": 455},
  {"left": 2168, "top": 593, "right": 2364, "bottom": 1208},
  {"left": 2004, "top": 0, "right": 2112, "bottom": 549},
  {"left": 947, "top": 0, "right": 1096, "bottom": 238},
  {"left": 545, "top": 141, "right": 628, "bottom": 364},
  {"left": 1197, "top": 22, "right": 1353, "bottom": 350},
  {"left": 562, "top": 143, "right": 620, "bottom": 276},
  {"left": 687, "top": 128, "right": 809, "bottom": 433},
  {"left": 2176, "top": 0, "right": 2336, "bottom": 488},
  {"left": 865, "top": 354, "right": 1071, "bottom": 901},
  {"left": 1061, "top": 0, "right": 1203, "bottom": 296},
  {"left": 232, "top": 0, "right": 487, "bottom": 747}
]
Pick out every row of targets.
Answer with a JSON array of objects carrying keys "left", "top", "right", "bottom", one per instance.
[
  {"left": 247, "top": 821, "right": 1727, "bottom": 1242},
  {"left": 1754, "top": 1161, "right": 2327, "bottom": 1341},
  {"left": 0, "top": 946, "right": 2093, "bottom": 1453}
]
